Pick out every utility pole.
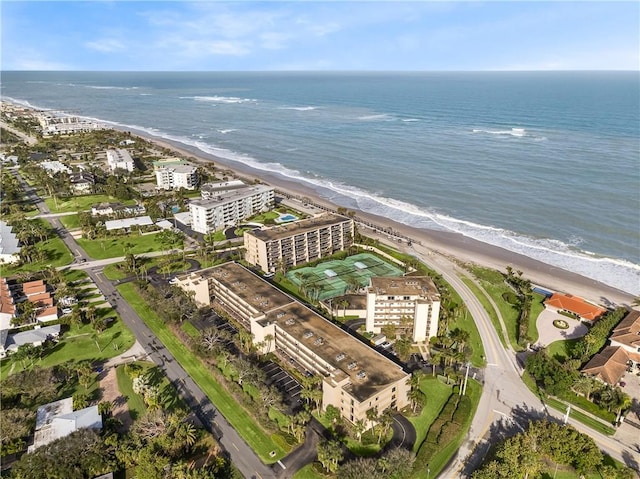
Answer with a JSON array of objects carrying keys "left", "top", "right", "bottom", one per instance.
[
  {"left": 462, "top": 362, "right": 471, "bottom": 395},
  {"left": 563, "top": 404, "right": 570, "bottom": 424}
]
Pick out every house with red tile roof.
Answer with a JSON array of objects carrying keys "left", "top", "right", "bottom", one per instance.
[
  {"left": 610, "top": 310, "right": 640, "bottom": 356},
  {"left": 545, "top": 293, "right": 607, "bottom": 321},
  {"left": 581, "top": 346, "right": 631, "bottom": 386}
]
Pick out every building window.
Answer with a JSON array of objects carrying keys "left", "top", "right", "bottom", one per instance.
[{"left": 392, "top": 387, "right": 396, "bottom": 392}]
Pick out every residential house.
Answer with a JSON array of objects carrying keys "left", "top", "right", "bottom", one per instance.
[
  {"left": 69, "top": 171, "right": 95, "bottom": 193},
  {"left": 545, "top": 293, "right": 607, "bottom": 322},
  {"left": 0, "top": 324, "right": 61, "bottom": 358},
  {"left": 0, "top": 220, "right": 21, "bottom": 264},
  {"left": 28, "top": 397, "right": 102, "bottom": 452}
]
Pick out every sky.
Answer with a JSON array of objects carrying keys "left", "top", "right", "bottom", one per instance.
[{"left": 1, "top": 1, "right": 638, "bottom": 71}]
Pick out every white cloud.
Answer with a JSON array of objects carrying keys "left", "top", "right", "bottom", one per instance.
[{"left": 85, "top": 38, "right": 125, "bottom": 53}]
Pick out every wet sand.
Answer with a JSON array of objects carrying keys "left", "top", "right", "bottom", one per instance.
[{"left": 137, "top": 131, "right": 634, "bottom": 308}]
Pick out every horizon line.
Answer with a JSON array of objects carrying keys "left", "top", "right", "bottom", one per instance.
[{"left": 2, "top": 69, "right": 639, "bottom": 73}]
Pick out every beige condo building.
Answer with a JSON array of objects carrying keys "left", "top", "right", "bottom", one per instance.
[
  {"left": 244, "top": 213, "right": 354, "bottom": 273},
  {"left": 366, "top": 276, "right": 441, "bottom": 342},
  {"left": 175, "top": 262, "right": 409, "bottom": 425}
]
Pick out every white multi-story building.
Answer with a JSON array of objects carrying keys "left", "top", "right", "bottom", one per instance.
[
  {"left": 0, "top": 221, "right": 20, "bottom": 264},
  {"left": 155, "top": 162, "right": 199, "bottom": 191},
  {"left": 365, "top": 276, "right": 441, "bottom": 342},
  {"left": 106, "top": 149, "right": 135, "bottom": 172},
  {"left": 189, "top": 185, "right": 274, "bottom": 234},
  {"left": 244, "top": 213, "right": 354, "bottom": 273},
  {"left": 38, "top": 114, "right": 103, "bottom": 136},
  {"left": 175, "top": 262, "right": 410, "bottom": 425}
]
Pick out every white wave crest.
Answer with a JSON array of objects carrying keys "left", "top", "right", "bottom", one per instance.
[
  {"left": 217, "top": 129, "right": 237, "bottom": 134},
  {"left": 10, "top": 97, "right": 632, "bottom": 295},
  {"left": 85, "top": 85, "right": 139, "bottom": 90},
  {"left": 278, "top": 106, "right": 318, "bottom": 111},
  {"left": 401, "top": 118, "right": 420, "bottom": 122},
  {"left": 472, "top": 127, "right": 547, "bottom": 141},
  {"left": 182, "top": 95, "right": 256, "bottom": 104},
  {"left": 357, "top": 114, "right": 392, "bottom": 121}
]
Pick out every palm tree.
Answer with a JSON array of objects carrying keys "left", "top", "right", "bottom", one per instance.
[{"left": 353, "top": 419, "right": 367, "bottom": 443}]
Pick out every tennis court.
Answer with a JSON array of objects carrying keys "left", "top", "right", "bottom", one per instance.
[{"left": 287, "top": 252, "right": 404, "bottom": 300}]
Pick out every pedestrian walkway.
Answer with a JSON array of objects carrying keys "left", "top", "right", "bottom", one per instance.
[{"left": 103, "top": 340, "right": 149, "bottom": 368}]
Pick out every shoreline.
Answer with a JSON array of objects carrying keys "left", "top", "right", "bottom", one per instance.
[{"left": 128, "top": 128, "right": 635, "bottom": 307}]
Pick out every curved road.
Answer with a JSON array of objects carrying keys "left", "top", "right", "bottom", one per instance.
[{"left": 405, "top": 243, "right": 639, "bottom": 477}]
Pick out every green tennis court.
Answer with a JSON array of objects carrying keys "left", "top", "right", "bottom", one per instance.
[{"left": 287, "top": 252, "right": 404, "bottom": 300}]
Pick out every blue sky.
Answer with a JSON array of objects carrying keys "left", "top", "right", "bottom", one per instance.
[{"left": 2, "top": 1, "right": 638, "bottom": 71}]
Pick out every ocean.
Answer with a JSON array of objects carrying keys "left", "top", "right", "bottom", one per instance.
[{"left": 2, "top": 71, "right": 639, "bottom": 294}]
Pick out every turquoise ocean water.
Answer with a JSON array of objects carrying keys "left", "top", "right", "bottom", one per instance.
[{"left": 2, "top": 71, "right": 638, "bottom": 294}]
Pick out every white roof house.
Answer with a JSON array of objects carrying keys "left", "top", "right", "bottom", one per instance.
[
  {"left": 29, "top": 397, "right": 102, "bottom": 452},
  {"left": 40, "top": 160, "right": 72, "bottom": 175},
  {"left": 0, "top": 221, "right": 21, "bottom": 264},
  {"left": 0, "top": 324, "right": 61, "bottom": 358},
  {"left": 105, "top": 216, "right": 154, "bottom": 231}
]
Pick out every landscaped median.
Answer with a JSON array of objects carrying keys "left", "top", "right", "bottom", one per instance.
[{"left": 116, "top": 282, "right": 287, "bottom": 462}]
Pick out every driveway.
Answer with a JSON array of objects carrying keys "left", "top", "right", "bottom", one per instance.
[{"left": 535, "top": 308, "right": 588, "bottom": 347}]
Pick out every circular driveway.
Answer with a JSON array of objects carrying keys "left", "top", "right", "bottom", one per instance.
[{"left": 535, "top": 308, "right": 588, "bottom": 347}]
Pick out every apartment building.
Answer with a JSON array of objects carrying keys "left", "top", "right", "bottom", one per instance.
[
  {"left": 154, "top": 160, "right": 199, "bottom": 191},
  {"left": 175, "top": 262, "right": 409, "bottom": 425},
  {"left": 106, "top": 149, "right": 135, "bottom": 172},
  {"left": 244, "top": 213, "right": 354, "bottom": 273},
  {"left": 189, "top": 185, "right": 274, "bottom": 234},
  {"left": 365, "top": 276, "right": 441, "bottom": 342}
]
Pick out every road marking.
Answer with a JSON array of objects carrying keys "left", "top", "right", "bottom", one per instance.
[
  {"left": 232, "top": 442, "right": 239, "bottom": 451},
  {"left": 277, "top": 460, "right": 286, "bottom": 469},
  {"left": 254, "top": 472, "right": 263, "bottom": 479}
]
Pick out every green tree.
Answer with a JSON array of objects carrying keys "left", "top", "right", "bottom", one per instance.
[{"left": 318, "top": 439, "right": 344, "bottom": 473}]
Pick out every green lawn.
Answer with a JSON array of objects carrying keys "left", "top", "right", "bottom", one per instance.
[
  {"left": 292, "top": 464, "right": 327, "bottom": 479},
  {"left": 413, "top": 379, "right": 482, "bottom": 479},
  {"left": 117, "top": 282, "right": 287, "bottom": 462},
  {"left": 77, "top": 233, "right": 166, "bottom": 259},
  {"left": 528, "top": 293, "right": 546, "bottom": 344},
  {"left": 116, "top": 364, "right": 147, "bottom": 420},
  {"left": 450, "top": 307, "right": 485, "bottom": 367},
  {"left": 1, "top": 318, "right": 135, "bottom": 380},
  {"left": 44, "top": 194, "right": 136, "bottom": 214},
  {"left": 460, "top": 276, "right": 506, "bottom": 348},
  {"left": 59, "top": 214, "right": 82, "bottom": 230},
  {"left": 547, "top": 338, "right": 580, "bottom": 362},
  {"left": 1, "top": 236, "right": 74, "bottom": 276},
  {"left": 544, "top": 396, "right": 616, "bottom": 436},
  {"left": 102, "top": 263, "right": 130, "bottom": 280},
  {"left": 181, "top": 321, "right": 201, "bottom": 340},
  {"left": 408, "top": 377, "right": 454, "bottom": 450}
]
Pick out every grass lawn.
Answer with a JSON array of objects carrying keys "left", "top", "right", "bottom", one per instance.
[
  {"left": 44, "top": 194, "right": 136, "bottom": 214},
  {"left": 412, "top": 379, "right": 482, "bottom": 479},
  {"left": 103, "top": 262, "right": 130, "bottom": 280},
  {"left": 115, "top": 361, "right": 186, "bottom": 420},
  {"left": 292, "top": 464, "right": 327, "bottom": 479},
  {"left": 450, "top": 308, "right": 485, "bottom": 367},
  {"left": 181, "top": 321, "right": 201, "bottom": 340},
  {"left": 59, "top": 214, "right": 82, "bottom": 230},
  {"left": 77, "top": 233, "right": 166, "bottom": 259},
  {"left": 408, "top": 377, "right": 454, "bottom": 450},
  {"left": 117, "top": 282, "right": 287, "bottom": 462},
  {"left": 1, "top": 236, "right": 74, "bottom": 275},
  {"left": 116, "top": 364, "right": 147, "bottom": 420},
  {"left": 460, "top": 276, "right": 506, "bottom": 348},
  {"left": 547, "top": 338, "right": 580, "bottom": 362},
  {"left": 0, "top": 318, "right": 135, "bottom": 380},
  {"left": 528, "top": 293, "right": 546, "bottom": 344}
]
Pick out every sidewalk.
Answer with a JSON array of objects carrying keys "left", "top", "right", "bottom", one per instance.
[{"left": 103, "top": 340, "right": 149, "bottom": 369}]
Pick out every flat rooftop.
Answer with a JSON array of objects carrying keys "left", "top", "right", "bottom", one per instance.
[
  {"left": 369, "top": 276, "right": 439, "bottom": 297},
  {"left": 189, "top": 261, "right": 407, "bottom": 400},
  {"left": 190, "top": 184, "right": 273, "bottom": 209},
  {"left": 247, "top": 213, "right": 351, "bottom": 242},
  {"left": 201, "top": 262, "right": 294, "bottom": 315},
  {"left": 265, "top": 302, "right": 407, "bottom": 402}
]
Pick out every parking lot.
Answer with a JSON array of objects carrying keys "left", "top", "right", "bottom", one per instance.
[{"left": 261, "top": 360, "right": 303, "bottom": 411}]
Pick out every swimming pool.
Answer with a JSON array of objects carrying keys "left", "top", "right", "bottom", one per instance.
[{"left": 275, "top": 213, "right": 298, "bottom": 223}]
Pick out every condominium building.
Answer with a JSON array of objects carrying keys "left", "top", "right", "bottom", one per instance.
[
  {"left": 38, "top": 114, "right": 103, "bottom": 136},
  {"left": 175, "top": 262, "right": 409, "bottom": 425},
  {"left": 106, "top": 149, "right": 135, "bottom": 172},
  {"left": 365, "top": 276, "right": 441, "bottom": 342},
  {"left": 244, "top": 214, "right": 354, "bottom": 273},
  {"left": 154, "top": 160, "right": 199, "bottom": 191},
  {"left": 189, "top": 185, "right": 274, "bottom": 234}
]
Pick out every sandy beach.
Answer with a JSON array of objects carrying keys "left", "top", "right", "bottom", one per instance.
[{"left": 134, "top": 130, "right": 635, "bottom": 308}]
